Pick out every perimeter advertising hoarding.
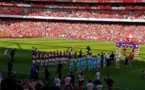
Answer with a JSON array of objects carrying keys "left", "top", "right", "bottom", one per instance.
[{"left": 116, "top": 43, "right": 139, "bottom": 49}]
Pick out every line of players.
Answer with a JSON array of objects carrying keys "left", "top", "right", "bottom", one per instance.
[
  {"left": 69, "top": 54, "right": 107, "bottom": 72},
  {"left": 32, "top": 50, "right": 74, "bottom": 66}
]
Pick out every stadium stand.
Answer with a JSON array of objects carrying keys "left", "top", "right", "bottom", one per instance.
[
  {"left": 0, "top": 1, "right": 144, "bottom": 43},
  {"left": 0, "top": 7, "right": 145, "bottom": 20},
  {"left": 0, "top": 19, "right": 145, "bottom": 43},
  {"left": 1, "top": 1, "right": 145, "bottom": 90},
  {"left": 27, "top": 9, "right": 145, "bottom": 19},
  {"left": 1, "top": 1, "right": 145, "bottom": 10},
  {"left": 0, "top": 7, "right": 25, "bottom": 15}
]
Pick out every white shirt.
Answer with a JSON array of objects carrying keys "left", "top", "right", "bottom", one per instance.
[
  {"left": 96, "top": 72, "right": 100, "bottom": 80},
  {"left": 115, "top": 54, "right": 120, "bottom": 61},
  {"left": 65, "top": 76, "right": 71, "bottom": 85},
  {"left": 32, "top": 48, "right": 36, "bottom": 52},
  {"left": 45, "top": 54, "right": 48, "bottom": 59},
  {"left": 33, "top": 55, "right": 36, "bottom": 59},
  {"left": 4, "top": 49, "right": 8, "bottom": 55},
  {"left": 35, "top": 49, "right": 38, "bottom": 54},
  {"left": 54, "top": 78, "right": 61, "bottom": 86},
  {"left": 107, "top": 54, "right": 110, "bottom": 59},
  {"left": 79, "top": 75, "right": 84, "bottom": 81},
  {"left": 86, "top": 83, "right": 94, "bottom": 90},
  {"left": 96, "top": 85, "right": 103, "bottom": 90}
]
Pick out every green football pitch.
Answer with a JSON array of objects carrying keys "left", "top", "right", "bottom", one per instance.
[{"left": 0, "top": 38, "right": 145, "bottom": 90}]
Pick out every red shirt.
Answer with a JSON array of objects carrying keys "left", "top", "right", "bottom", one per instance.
[
  {"left": 131, "top": 51, "right": 135, "bottom": 56},
  {"left": 123, "top": 50, "right": 126, "bottom": 55},
  {"left": 37, "top": 54, "right": 41, "bottom": 59},
  {"left": 41, "top": 54, "right": 45, "bottom": 59}
]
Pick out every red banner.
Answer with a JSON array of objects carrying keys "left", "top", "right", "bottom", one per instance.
[
  {"left": 31, "top": 4, "right": 45, "bottom": 8},
  {"left": 125, "top": 6, "right": 132, "bottom": 10},
  {"left": 123, "top": 0, "right": 142, "bottom": 3},
  {"left": 142, "top": 7, "right": 145, "bottom": 10}
]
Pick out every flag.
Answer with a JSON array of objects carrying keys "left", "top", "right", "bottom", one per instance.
[
  {"left": 124, "top": 30, "right": 135, "bottom": 43},
  {"left": 126, "top": 30, "right": 134, "bottom": 39}
]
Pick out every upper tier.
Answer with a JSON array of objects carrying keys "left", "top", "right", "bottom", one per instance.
[
  {"left": 0, "top": 7, "right": 145, "bottom": 20},
  {"left": 23, "top": 0, "right": 145, "bottom": 3},
  {"left": 1, "top": 2, "right": 145, "bottom": 10}
]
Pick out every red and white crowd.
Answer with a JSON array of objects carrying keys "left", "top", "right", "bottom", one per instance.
[
  {"left": 0, "top": 7, "right": 24, "bottom": 15},
  {"left": 0, "top": 19, "right": 145, "bottom": 43},
  {"left": 1, "top": 1, "right": 145, "bottom": 11},
  {"left": 0, "top": 6, "right": 145, "bottom": 20},
  {"left": 27, "top": 9, "right": 145, "bottom": 20}
]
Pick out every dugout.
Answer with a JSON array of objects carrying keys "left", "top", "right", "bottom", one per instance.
[{"left": 116, "top": 42, "right": 140, "bottom": 60}]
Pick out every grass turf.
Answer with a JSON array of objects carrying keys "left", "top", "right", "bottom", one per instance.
[{"left": 0, "top": 38, "right": 145, "bottom": 90}]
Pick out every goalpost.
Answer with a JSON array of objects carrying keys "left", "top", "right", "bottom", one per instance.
[{"left": 116, "top": 42, "right": 140, "bottom": 60}]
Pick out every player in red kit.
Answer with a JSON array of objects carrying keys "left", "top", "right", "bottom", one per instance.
[
  {"left": 45, "top": 53, "right": 49, "bottom": 66},
  {"left": 123, "top": 47, "right": 126, "bottom": 57},
  {"left": 49, "top": 52, "right": 52, "bottom": 65},
  {"left": 41, "top": 53, "right": 45, "bottom": 66},
  {"left": 37, "top": 52, "right": 41, "bottom": 65}
]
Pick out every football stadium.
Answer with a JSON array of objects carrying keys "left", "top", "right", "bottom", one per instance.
[{"left": 0, "top": 0, "right": 145, "bottom": 90}]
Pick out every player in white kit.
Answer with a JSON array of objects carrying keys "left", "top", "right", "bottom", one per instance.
[
  {"left": 115, "top": 54, "right": 120, "bottom": 68},
  {"left": 65, "top": 75, "right": 71, "bottom": 90},
  {"left": 54, "top": 76, "right": 61, "bottom": 89},
  {"left": 3, "top": 48, "right": 8, "bottom": 59},
  {"left": 96, "top": 81, "right": 103, "bottom": 90},
  {"left": 86, "top": 80, "right": 94, "bottom": 90},
  {"left": 95, "top": 70, "right": 100, "bottom": 85}
]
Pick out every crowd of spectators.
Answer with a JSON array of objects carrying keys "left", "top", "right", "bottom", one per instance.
[
  {"left": 0, "top": 19, "right": 145, "bottom": 43},
  {"left": 0, "top": 7, "right": 145, "bottom": 20},
  {"left": 0, "top": 19, "right": 44, "bottom": 38},
  {"left": 1, "top": 1, "right": 145, "bottom": 7},
  {"left": 27, "top": 9, "right": 145, "bottom": 19},
  {"left": 0, "top": 69, "right": 110, "bottom": 90},
  {"left": 0, "top": 7, "right": 25, "bottom": 15}
]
